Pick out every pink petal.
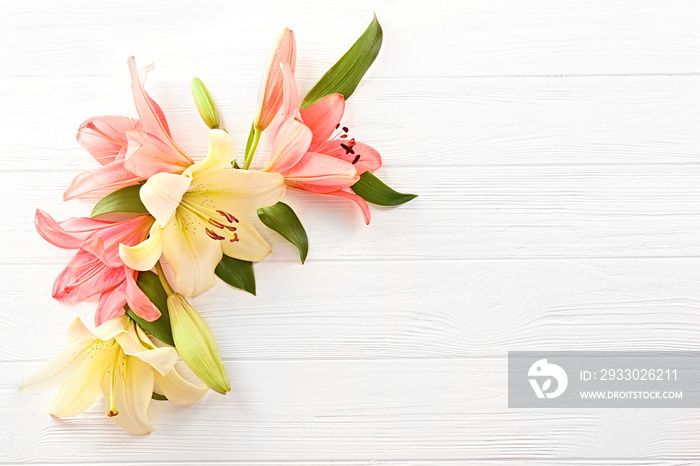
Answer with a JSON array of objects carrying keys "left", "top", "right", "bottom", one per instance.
[
  {"left": 280, "top": 61, "right": 299, "bottom": 120},
  {"left": 83, "top": 216, "right": 154, "bottom": 267},
  {"left": 76, "top": 116, "right": 143, "bottom": 165},
  {"left": 95, "top": 281, "right": 128, "bottom": 326},
  {"left": 316, "top": 139, "right": 382, "bottom": 174},
  {"left": 267, "top": 116, "right": 311, "bottom": 173},
  {"left": 52, "top": 250, "right": 125, "bottom": 303},
  {"left": 63, "top": 159, "right": 140, "bottom": 201},
  {"left": 254, "top": 28, "right": 296, "bottom": 131},
  {"left": 124, "top": 270, "right": 161, "bottom": 322},
  {"left": 35, "top": 210, "right": 112, "bottom": 249},
  {"left": 127, "top": 57, "right": 190, "bottom": 165},
  {"left": 123, "top": 130, "right": 191, "bottom": 179},
  {"left": 320, "top": 190, "right": 371, "bottom": 225},
  {"left": 284, "top": 152, "right": 359, "bottom": 193},
  {"left": 299, "top": 93, "right": 345, "bottom": 151}
]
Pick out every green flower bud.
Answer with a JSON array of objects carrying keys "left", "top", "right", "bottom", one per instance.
[
  {"left": 191, "top": 77, "right": 220, "bottom": 129},
  {"left": 167, "top": 293, "right": 230, "bottom": 394}
]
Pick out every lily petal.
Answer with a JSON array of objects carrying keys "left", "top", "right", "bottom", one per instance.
[
  {"left": 63, "top": 159, "right": 140, "bottom": 201},
  {"left": 124, "top": 270, "right": 162, "bottom": 322},
  {"left": 140, "top": 173, "right": 192, "bottom": 228},
  {"left": 182, "top": 130, "right": 236, "bottom": 178},
  {"left": 52, "top": 250, "right": 125, "bottom": 303},
  {"left": 123, "top": 130, "right": 192, "bottom": 179},
  {"left": 127, "top": 57, "right": 173, "bottom": 147},
  {"left": 299, "top": 93, "right": 345, "bottom": 151},
  {"left": 95, "top": 281, "right": 128, "bottom": 326},
  {"left": 77, "top": 116, "right": 143, "bottom": 165},
  {"left": 154, "top": 369, "right": 209, "bottom": 405},
  {"left": 66, "top": 317, "right": 98, "bottom": 344},
  {"left": 220, "top": 218, "right": 273, "bottom": 262},
  {"left": 107, "top": 355, "right": 155, "bottom": 435},
  {"left": 18, "top": 339, "right": 100, "bottom": 394},
  {"left": 48, "top": 361, "right": 104, "bottom": 417},
  {"left": 35, "top": 210, "right": 107, "bottom": 250},
  {"left": 266, "top": 115, "right": 311, "bottom": 173},
  {"left": 160, "top": 209, "right": 223, "bottom": 297},
  {"left": 119, "top": 222, "right": 164, "bottom": 272},
  {"left": 284, "top": 152, "right": 359, "bottom": 193},
  {"left": 188, "top": 169, "right": 285, "bottom": 218},
  {"left": 320, "top": 189, "right": 371, "bottom": 225}
]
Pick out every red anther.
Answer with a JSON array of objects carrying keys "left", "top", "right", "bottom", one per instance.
[
  {"left": 340, "top": 143, "right": 355, "bottom": 155},
  {"left": 348, "top": 138, "right": 356, "bottom": 147},
  {"left": 342, "top": 126, "right": 349, "bottom": 133},
  {"left": 335, "top": 123, "right": 340, "bottom": 129},
  {"left": 224, "top": 225, "right": 237, "bottom": 232},
  {"left": 229, "top": 233, "right": 240, "bottom": 243},
  {"left": 108, "top": 410, "right": 119, "bottom": 417},
  {"left": 205, "top": 228, "right": 225, "bottom": 241},
  {"left": 340, "top": 134, "right": 348, "bottom": 138},
  {"left": 208, "top": 218, "right": 225, "bottom": 229},
  {"left": 216, "top": 210, "right": 239, "bottom": 223},
  {"left": 352, "top": 154, "right": 361, "bottom": 164}
]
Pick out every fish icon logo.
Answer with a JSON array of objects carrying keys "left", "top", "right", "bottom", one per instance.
[{"left": 528, "top": 359, "right": 568, "bottom": 399}]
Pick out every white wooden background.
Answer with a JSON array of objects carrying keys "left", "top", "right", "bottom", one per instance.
[{"left": 2, "top": 0, "right": 700, "bottom": 464}]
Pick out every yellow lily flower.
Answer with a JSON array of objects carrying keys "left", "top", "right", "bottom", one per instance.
[
  {"left": 19, "top": 316, "right": 208, "bottom": 435},
  {"left": 119, "top": 129, "right": 285, "bottom": 297}
]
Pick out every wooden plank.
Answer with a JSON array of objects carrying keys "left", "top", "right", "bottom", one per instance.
[
  {"left": 2, "top": 76, "right": 700, "bottom": 172},
  {"left": 2, "top": 1, "right": 700, "bottom": 78},
  {"left": 4, "top": 359, "right": 699, "bottom": 462},
  {"left": 3, "top": 258, "right": 699, "bottom": 363}
]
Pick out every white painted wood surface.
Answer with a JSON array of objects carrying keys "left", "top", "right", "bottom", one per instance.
[{"left": 2, "top": 0, "right": 700, "bottom": 464}]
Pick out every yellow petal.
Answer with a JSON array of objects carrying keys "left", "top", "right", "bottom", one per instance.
[
  {"left": 106, "top": 355, "right": 155, "bottom": 435},
  {"left": 91, "top": 315, "right": 131, "bottom": 341},
  {"left": 187, "top": 169, "right": 285, "bottom": 217},
  {"left": 116, "top": 320, "right": 178, "bottom": 376},
  {"left": 221, "top": 218, "right": 272, "bottom": 262},
  {"left": 66, "top": 317, "right": 97, "bottom": 344},
  {"left": 154, "top": 368, "right": 208, "bottom": 405},
  {"left": 182, "top": 129, "right": 236, "bottom": 178},
  {"left": 161, "top": 209, "right": 222, "bottom": 297},
  {"left": 140, "top": 173, "right": 192, "bottom": 227},
  {"left": 18, "top": 340, "right": 97, "bottom": 394},
  {"left": 119, "top": 222, "right": 163, "bottom": 271},
  {"left": 48, "top": 360, "right": 104, "bottom": 417}
]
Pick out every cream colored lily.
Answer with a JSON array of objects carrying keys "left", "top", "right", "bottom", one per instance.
[
  {"left": 119, "top": 129, "right": 285, "bottom": 297},
  {"left": 18, "top": 316, "right": 208, "bottom": 435}
]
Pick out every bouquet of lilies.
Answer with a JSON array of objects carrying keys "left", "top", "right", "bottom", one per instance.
[{"left": 20, "top": 16, "right": 414, "bottom": 435}]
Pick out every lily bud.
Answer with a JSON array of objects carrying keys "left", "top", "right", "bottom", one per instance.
[
  {"left": 191, "top": 77, "right": 220, "bottom": 129},
  {"left": 253, "top": 28, "right": 296, "bottom": 132},
  {"left": 167, "top": 293, "right": 231, "bottom": 394}
]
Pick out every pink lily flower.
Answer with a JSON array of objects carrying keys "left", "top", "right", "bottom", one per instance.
[
  {"left": 35, "top": 210, "right": 161, "bottom": 326},
  {"left": 65, "top": 57, "right": 193, "bottom": 201},
  {"left": 263, "top": 63, "right": 382, "bottom": 224}
]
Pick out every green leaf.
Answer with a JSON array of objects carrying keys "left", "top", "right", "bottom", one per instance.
[
  {"left": 300, "top": 14, "right": 383, "bottom": 109},
  {"left": 126, "top": 271, "right": 174, "bottom": 346},
  {"left": 351, "top": 172, "right": 417, "bottom": 206},
  {"left": 215, "top": 255, "right": 256, "bottom": 295},
  {"left": 90, "top": 184, "right": 147, "bottom": 218},
  {"left": 257, "top": 202, "right": 308, "bottom": 264},
  {"left": 151, "top": 392, "right": 168, "bottom": 401}
]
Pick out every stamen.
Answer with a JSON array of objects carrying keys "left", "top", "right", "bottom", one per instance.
[
  {"left": 348, "top": 138, "right": 357, "bottom": 147},
  {"left": 216, "top": 210, "right": 239, "bottom": 223},
  {"left": 352, "top": 154, "right": 361, "bottom": 164},
  {"left": 205, "top": 228, "right": 225, "bottom": 241},
  {"left": 223, "top": 225, "right": 237, "bottom": 232},
  {"left": 208, "top": 218, "right": 226, "bottom": 229},
  {"left": 342, "top": 126, "right": 349, "bottom": 133},
  {"left": 335, "top": 123, "right": 340, "bottom": 129},
  {"left": 229, "top": 233, "right": 240, "bottom": 243},
  {"left": 107, "top": 347, "right": 120, "bottom": 418},
  {"left": 340, "top": 134, "right": 348, "bottom": 138},
  {"left": 340, "top": 143, "right": 355, "bottom": 155}
]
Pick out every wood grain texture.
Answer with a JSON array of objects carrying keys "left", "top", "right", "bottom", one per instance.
[{"left": 2, "top": 0, "right": 700, "bottom": 464}]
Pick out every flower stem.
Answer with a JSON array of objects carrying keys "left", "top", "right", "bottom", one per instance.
[
  {"left": 155, "top": 262, "right": 174, "bottom": 296},
  {"left": 242, "top": 124, "right": 260, "bottom": 170}
]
